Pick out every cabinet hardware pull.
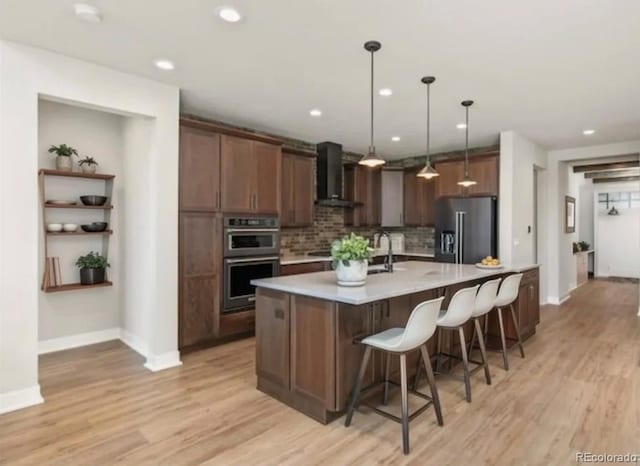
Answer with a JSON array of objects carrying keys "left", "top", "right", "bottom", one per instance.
[{"left": 274, "top": 308, "right": 285, "bottom": 319}]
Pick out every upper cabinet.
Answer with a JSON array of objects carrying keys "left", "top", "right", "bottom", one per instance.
[
  {"left": 179, "top": 126, "right": 221, "bottom": 211},
  {"left": 219, "top": 135, "right": 282, "bottom": 214},
  {"left": 434, "top": 153, "right": 499, "bottom": 198},
  {"left": 344, "top": 164, "right": 381, "bottom": 227},
  {"left": 381, "top": 170, "right": 404, "bottom": 227},
  {"left": 281, "top": 149, "right": 315, "bottom": 227},
  {"left": 403, "top": 168, "right": 435, "bottom": 227}
]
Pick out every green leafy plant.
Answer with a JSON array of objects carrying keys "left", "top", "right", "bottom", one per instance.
[
  {"left": 331, "top": 233, "right": 373, "bottom": 267},
  {"left": 573, "top": 242, "right": 581, "bottom": 253},
  {"left": 578, "top": 241, "right": 590, "bottom": 252},
  {"left": 75, "top": 252, "right": 110, "bottom": 270},
  {"left": 48, "top": 144, "right": 78, "bottom": 157},
  {"left": 78, "top": 156, "right": 98, "bottom": 166}
]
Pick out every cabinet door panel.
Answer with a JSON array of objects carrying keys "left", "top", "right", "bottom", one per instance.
[
  {"left": 468, "top": 156, "right": 499, "bottom": 196},
  {"left": 220, "top": 135, "right": 255, "bottom": 212},
  {"left": 421, "top": 180, "right": 436, "bottom": 226},
  {"left": 281, "top": 153, "right": 296, "bottom": 226},
  {"left": 293, "top": 156, "right": 314, "bottom": 226},
  {"left": 179, "top": 213, "right": 219, "bottom": 347},
  {"left": 382, "top": 170, "right": 404, "bottom": 227},
  {"left": 254, "top": 142, "right": 281, "bottom": 214},
  {"left": 180, "top": 126, "right": 220, "bottom": 211},
  {"left": 403, "top": 169, "right": 421, "bottom": 226},
  {"left": 255, "top": 289, "right": 290, "bottom": 387},
  {"left": 435, "top": 161, "right": 464, "bottom": 198}
]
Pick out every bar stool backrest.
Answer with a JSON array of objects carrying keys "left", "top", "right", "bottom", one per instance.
[
  {"left": 472, "top": 278, "right": 502, "bottom": 317},
  {"left": 437, "top": 285, "right": 480, "bottom": 328},
  {"left": 395, "top": 296, "right": 445, "bottom": 351},
  {"left": 494, "top": 273, "right": 523, "bottom": 307}
]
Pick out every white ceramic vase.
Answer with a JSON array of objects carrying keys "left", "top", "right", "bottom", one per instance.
[
  {"left": 56, "top": 155, "right": 73, "bottom": 172},
  {"left": 81, "top": 164, "right": 97, "bottom": 174},
  {"left": 335, "top": 260, "right": 368, "bottom": 287}
]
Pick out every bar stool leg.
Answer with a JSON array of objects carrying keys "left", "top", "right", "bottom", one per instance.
[
  {"left": 510, "top": 304, "right": 525, "bottom": 359},
  {"left": 469, "top": 319, "right": 478, "bottom": 354},
  {"left": 382, "top": 352, "right": 391, "bottom": 405},
  {"left": 345, "top": 346, "right": 372, "bottom": 427},
  {"left": 399, "top": 353, "right": 410, "bottom": 455},
  {"left": 484, "top": 313, "right": 489, "bottom": 347},
  {"left": 496, "top": 307, "right": 510, "bottom": 370},
  {"left": 474, "top": 318, "right": 492, "bottom": 385},
  {"left": 435, "top": 329, "right": 443, "bottom": 373},
  {"left": 458, "top": 327, "right": 472, "bottom": 403},
  {"left": 412, "top": 351, "right": 422, "bottom": 391},
  {"left": 420, "top": 345, "right": 443, "bottom": 426}
]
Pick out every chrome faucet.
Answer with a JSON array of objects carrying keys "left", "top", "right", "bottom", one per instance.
[{"left": 377, "top": 230, "right": 393, "bottom": 272}]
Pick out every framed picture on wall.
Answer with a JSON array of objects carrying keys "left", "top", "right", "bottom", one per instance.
[{"left": 565, "top": 196, "right": 576, "bottom": 233}]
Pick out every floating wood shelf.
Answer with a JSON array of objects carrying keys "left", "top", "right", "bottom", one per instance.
[
  {"left": 46, "top": 230, "right": 113, "bottom": 237},
  {"left": 39, "top": 169, "right": 115, "bottom": 180},
  {"left": 44, "top": 281, "right": 113, "bottom": 293},
  {"left": 44, "top": 203, "right": 113, "bottom": 210}
]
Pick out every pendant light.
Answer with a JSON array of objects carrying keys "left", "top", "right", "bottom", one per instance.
[
  {"left": 417, "top": 76, "right": 439, "bottom": 179},
  {"left": 457, "top": 100, "right": 477, "bottom": 187},
  {"left": 359, "top": 41, "right": 386, "bottom": 167}
]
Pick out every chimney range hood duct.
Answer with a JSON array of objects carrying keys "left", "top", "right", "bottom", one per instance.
[{"left": 315, "top": 142, "right": 361, "bottom": 207}]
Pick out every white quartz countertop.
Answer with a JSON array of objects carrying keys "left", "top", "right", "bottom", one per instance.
[
  {"left": 253, "top": 261, "right": 538, "bottom": 305},
  {"left": 280, "top": 249, "right": 435, "bottom": 265}
]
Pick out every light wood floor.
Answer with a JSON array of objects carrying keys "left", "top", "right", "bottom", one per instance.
[{"left": 1, "top": 280, "right": 638, "bottom": 465}]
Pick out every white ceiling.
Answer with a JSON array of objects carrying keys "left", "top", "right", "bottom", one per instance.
[{"left": 1, "top": 0, "right": 639, "bottom": 159}]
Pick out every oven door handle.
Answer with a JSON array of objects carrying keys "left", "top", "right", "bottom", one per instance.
[
  {"left": 226, "top": 256, "right": 280, "bottom": 264},
  {"left": 225, "top": 228, "right": 280, "bottom": 233}
]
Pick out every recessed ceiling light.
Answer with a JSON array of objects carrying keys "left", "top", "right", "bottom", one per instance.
[
  {"left": 217, "top": 6, "right": 242, "bottom": 23},
  {"left": 583, "top": 129, "right": 595, "bottom": 135},
  {"left": 73, "top": 3, "right": 102, "bottom": 23},
  {"left": 153, "top": 59, "right": 175, "bottom": 71},
  {"left": 309, "top": 109, "right": 322, "bottom": 117},
  {"left": 379, "top": 88, "right": 393, "bottom": 97},
  {"left": 391, "top": 136, "right": 401, "bottom": 142},
  {"left": 456, "top": 123, "right": 467, "bottom": 129}
]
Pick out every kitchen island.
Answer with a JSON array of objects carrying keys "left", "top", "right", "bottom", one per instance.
[{"left": 252, "top": 261, "right": 540, "bottom": 423}]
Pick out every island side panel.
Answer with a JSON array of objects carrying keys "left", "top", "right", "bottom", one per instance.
[{"left": 255, "top": 288, "right": 290, "bottom": 389}]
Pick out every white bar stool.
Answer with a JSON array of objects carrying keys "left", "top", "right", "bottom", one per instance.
[
  {"left": 344, "top": 296, "right": 445, "bottom": 455},
  {"left": 420, "top": 285, "right": 479, "bottom": 403},
  {"left": 467, "top": 277, "right": 502, "bottom": 385},
  {"left": 493, "top": 273, "right": 525, "bottom": 370}
]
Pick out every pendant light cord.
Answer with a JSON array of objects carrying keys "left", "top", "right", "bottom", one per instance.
[
  {"left": 464, "top": 105, "right": 470, "bottom": 176},
  {"left": 370, "top": 50, "right": 374, "bottom": 151},
  {"left": 426, "top": 83, "right": 431, "bottom": 165}
]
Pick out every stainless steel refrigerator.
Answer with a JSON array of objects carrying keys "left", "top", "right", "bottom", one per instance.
[{"left": 434, "top": 196, "right": 498, "bottom": 264}]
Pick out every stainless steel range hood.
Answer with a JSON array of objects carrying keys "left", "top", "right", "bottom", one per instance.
[{"left": 315, "top": 142, "right": 361, "bottom": 207}]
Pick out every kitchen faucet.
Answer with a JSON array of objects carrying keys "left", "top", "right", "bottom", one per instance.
[{"left": 377, "top": 230, "right": 394, "bottom": 272}]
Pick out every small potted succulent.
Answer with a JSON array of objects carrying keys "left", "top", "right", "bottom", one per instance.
[
  {"left": 331, "top": 233, "right": 373, "bottom": 287},
  {"left": 78, "top": 156, "right": 99, "bottom": 174},
  {"left": 48, "top": 144, "right": 78, "bottom": 172},
  {"left": 75, "top": 251, "right": 110, "bottom": 285}
]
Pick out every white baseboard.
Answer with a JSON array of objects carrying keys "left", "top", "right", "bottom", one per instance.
[
  {"left": 39, "top": 328, "right": 121, "bottom": 354},
  {"left": 119, "top": 329, "right": 149, "bottom": 357},
  {"left": 547, "top": 293, "right": 571, "bottom": 306},
  {"left": 144, "top": 351, "right": 182, "bottom": 372},
  {"left": 0, "top": 385, "right": 44, "bottom": 414}
]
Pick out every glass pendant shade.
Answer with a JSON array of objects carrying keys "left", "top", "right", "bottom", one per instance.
[
  {"left": 457, "top": 174, "right": 477, "bottom": 187},
  {"left": 359, "top": 41, "right": 385, "bottom": 167},
  {"left": 417, "top": 163, "right": 439, "bottom": 179}
]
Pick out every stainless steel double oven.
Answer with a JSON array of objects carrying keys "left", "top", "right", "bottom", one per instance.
[{"left": 223, "top": 216, "right": 280, "bottom": 312}]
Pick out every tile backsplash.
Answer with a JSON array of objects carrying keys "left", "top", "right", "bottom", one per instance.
[{"left": 280, "top": 205, "right": 434, "bottom": 255}]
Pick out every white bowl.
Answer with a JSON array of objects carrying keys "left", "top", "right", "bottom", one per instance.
[
  {"left": 62, "top": 223, "right": 78, "bottom": 232},
  {"left": 47, "top": 223, "right": 63, "bottom": 232}
]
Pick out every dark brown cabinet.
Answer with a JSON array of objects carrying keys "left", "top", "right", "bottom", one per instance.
[
  {"left": 434, "top": 153, "right": 499, "bottom": 198},
  {"left": 220, "top": 135, "right": 282, "bottom": 214},
  {"left": 281, "top": 150, "right": 315, "bottom": 227},
  {"left": 255, "top": 288, "right": 290, "bottom": 388},
  {"left": 344, "top": 164, "right": 381, "bottom": 227},
  {"left": 280, "top": 261, "right": 329, "bottom": 276},
  {"left": 515, "top": 268, "right": 540, "bottom": 339},
  {"left": 179, "top": 126, "right": 221, "bottom": 211},
  {"left": 179, "top": 212, "right": 221, "bottom": 347},
  {"left": 403, "top": 168, "right": 436, "bottom": 226}
]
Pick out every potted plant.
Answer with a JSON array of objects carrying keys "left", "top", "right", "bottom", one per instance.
[
  {"left": 78, "top": 156, "right": 99, "bottom": 174},
  {"left": 578, "top": 241, "right": 590, "bottom": 252},
  {"left": 75, "top": 251, "right": 110, "bottom": 285},
  {"left": 331, "top": 233, "right": 373, "bottom": 287},
  {"left": 48, "top": 144, "right": 78, "bottom": 172}
]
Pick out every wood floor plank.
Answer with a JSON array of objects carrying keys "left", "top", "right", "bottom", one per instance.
[{"left": 0, "top": 280, "right": 638, "bottom": 465}]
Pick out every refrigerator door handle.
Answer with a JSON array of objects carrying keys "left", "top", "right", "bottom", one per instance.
[
  {"left": 454, "top": 212, "right": 460, "bottom": 264},
  {"left": 459, "top": 211, "right": 466, "bottom": 264}
]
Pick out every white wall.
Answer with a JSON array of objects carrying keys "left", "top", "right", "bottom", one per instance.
[
  {"left": 0, "top": 41, "right": 180, "bottom": 414},
  {"left": 38, "top": 100, "right": 124, "bottom": 343},
  {"left": 547, "top": 141, "right": 640, "bottom": 304},
  {"left": 499, "top": 131, "right": 548, "bottom": 299}
]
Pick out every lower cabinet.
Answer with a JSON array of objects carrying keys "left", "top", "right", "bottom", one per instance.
[
  {"left": 255, "top": 288, "right": 290, "bottom": 388},
  {"left": 280, "top": 261, "right": 330, "bottom": 276}
]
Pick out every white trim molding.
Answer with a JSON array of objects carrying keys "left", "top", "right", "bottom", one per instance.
[
  {"left": 0, "top": 385, "right": 44, "bottom": 414},
  {"left": 547, "top": 293, "right": 571, "bottom": 306},
  {"left": 119, "top": 329, "right": 149, "bottom": 358},
  {"left": 38, "top": 328, "right": 121, "bottom": 354},
  {"left": 144, "top": 351, "right": 182, "bottom": 372}
]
